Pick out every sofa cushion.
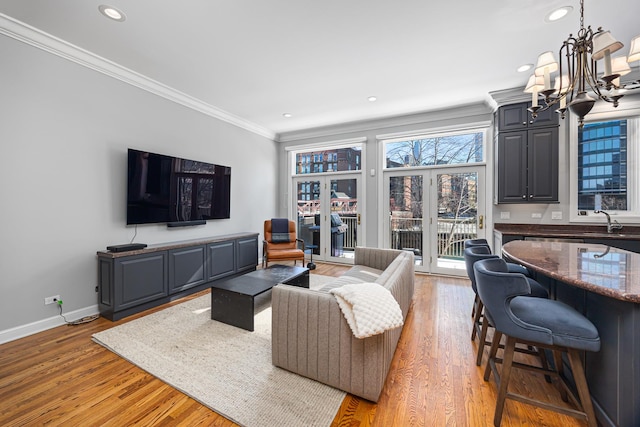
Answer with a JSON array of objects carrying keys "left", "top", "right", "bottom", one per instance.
[
  {"left": 342, "top": 265, "right": 384, "bottom": 282},
  {"left": 318, "top": 265, "right": 384, "bottom": 292},
  {"left": 319, "top": 276, "right": 365, "bottom": 292}
]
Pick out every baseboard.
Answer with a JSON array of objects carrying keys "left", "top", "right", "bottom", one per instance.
[{"left": 0, "top": 304, "right": 99, "bottom": 345}]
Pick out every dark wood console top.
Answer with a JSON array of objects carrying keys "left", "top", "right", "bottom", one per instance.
[
  {"left": 494, "top": 223, "right": 640, "bottom": 240},
  {"left": 502, "top": 240, "right": 640, "bottom": 303},
  {"left": 97, "top": 232, "right": 260, "bottom": 258}
]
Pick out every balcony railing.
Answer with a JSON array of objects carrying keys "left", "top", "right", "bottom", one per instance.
[
  {"left": 390, "top": 217, "right": 477, "bottom": 259},
  {"left": 299, "top": 213, "right": 476, "bottom": 260},
  {"left": 341, "top": 216, "right": 357, "bottom": 250}
]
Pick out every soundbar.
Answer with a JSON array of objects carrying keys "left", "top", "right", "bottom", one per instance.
[
  {"left": 107, "top": 243, "right": 148, "bottom": 252},
  {"left": 167, "top": 220, "right": 206, "bottom": 227}
]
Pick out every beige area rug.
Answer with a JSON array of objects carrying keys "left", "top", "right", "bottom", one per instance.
[{"left": 92, "top": 274, "right": 345, "bottom": 427}]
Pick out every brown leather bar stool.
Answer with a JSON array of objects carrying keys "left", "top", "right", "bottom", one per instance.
[{"left": 474, "top": 258, "right": 600, "bottom": 427}]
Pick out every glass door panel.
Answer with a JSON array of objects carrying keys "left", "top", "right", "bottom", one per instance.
[
  {"left": 328, "top": 178, "right": 359, "bottom": 261},
  {"left": 387, "top": 174, "right": 424, "bottom": 267},
  {"left": 431, "top": 168, "right": 484, "bottom": 276},
  {"left": 295, "top": 179, "right": 321, "bottom": 264}
]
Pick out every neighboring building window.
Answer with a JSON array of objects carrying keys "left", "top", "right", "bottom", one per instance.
[
  {"left": 295, "top": 146, "right": 362, "bottom": 175},
  {"left": 384, "top": 130, "right": 484, "bottom": 168},
  {"left": 577, "top": 120, "right": 627, "bottom": 211}
]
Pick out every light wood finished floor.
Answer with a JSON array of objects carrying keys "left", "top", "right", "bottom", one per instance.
[{"left": 0, "top": 263, "right": 586, "bottom": 426}]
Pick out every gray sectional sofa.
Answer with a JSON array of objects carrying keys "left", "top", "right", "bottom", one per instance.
[{"left": 271, "top": 247, "right": 415, "bottom": 402}]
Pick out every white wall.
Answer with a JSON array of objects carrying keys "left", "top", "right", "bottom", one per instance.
[{"left": 0, "top": 35, "right": 277, "bottom": 341}]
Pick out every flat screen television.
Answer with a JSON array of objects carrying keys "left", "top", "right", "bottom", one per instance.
[{"left": 127, "top": 148, "right": 231, "bottom": 225}]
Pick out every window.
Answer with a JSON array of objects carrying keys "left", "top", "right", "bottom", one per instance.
[
  {"left": 295, "top": 146, "right": 362, "bottom": 175},
  {"left": 384, "top": 130, "right": 484, "bottom": 169},
  {"left": 570, "top": 104, "right": 640, "bottom": 220},
  {"left": 577, "top": 120, "right": 627, "bottom": 210}
]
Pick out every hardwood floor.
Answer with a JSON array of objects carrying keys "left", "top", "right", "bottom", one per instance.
[{"left": 0, "top": 263, "right": 585, "bottom": 426}]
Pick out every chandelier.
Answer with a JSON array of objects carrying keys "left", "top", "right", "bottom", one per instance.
[{"left": 524, "top": 0, "right": 640, "bottom": 127}]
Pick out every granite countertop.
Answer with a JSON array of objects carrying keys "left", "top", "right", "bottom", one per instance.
[
  {"left": 97, "top": 232, "right": 260, "bottom": 258},
  {"left": 502, "top": 239, "right": 640, "bottom": 303},
  {"left": 494, "top": 223, "right": 640, "bottom": 240}
]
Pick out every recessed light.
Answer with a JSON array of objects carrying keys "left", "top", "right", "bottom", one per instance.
[
  {"left": 368, "top": 96, "right": 377, "bottom": 102},
  {"left": 517, "top": 64, "right": 533, "bottom": 73},
  {"left": 99, "top": 5, "right": 126, "bottom": 22},
  {"left": 546, "top": 6, "right": 572, "bottom": 22},
  {"left": 283, "top": 113, "right": 292, "bottom": 118}
]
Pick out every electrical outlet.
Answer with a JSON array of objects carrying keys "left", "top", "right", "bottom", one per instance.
[
  {"left": 531, "top": 213, "right": 542, "bottom": 219},
  {"left": 552, "top": 211, "right": 563, "bottom": 220},
  {"left": 44, "top": 295, "right": 61, "bottom": 305},
  {"left": 500, "top": 211, "right": 511, "bottom": 219}
]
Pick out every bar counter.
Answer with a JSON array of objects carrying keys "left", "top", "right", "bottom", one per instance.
[
  {"left": 502, "top": 240, "right": 640, "bottom": 427},
  {"left": 502, "top": 240, "right": 640, "bottom": 303}
]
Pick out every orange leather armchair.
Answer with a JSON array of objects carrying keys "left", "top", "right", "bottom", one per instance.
[{"left": 263, "top": 219, "right": 305, "bottom": 268}]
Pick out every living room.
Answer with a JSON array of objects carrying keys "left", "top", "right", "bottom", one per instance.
[{"left": 2, "top": 1, "right": 640, "bottom": 426}]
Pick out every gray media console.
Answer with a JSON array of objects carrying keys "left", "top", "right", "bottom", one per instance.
[{"left": 97, "top": 232, "right": 259, "bottom": 321}]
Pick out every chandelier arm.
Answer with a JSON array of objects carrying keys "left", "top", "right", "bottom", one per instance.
[{"left": 567, "top": 41, "right": 577, "bottom": 105}]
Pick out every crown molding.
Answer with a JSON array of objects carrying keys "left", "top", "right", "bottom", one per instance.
[
  {"left": 276, "top": 102, "right": 493, "bottom": 143},
  {"left": 0, "top": 14, "right": 275, "bottom": 140},
  {"left": 488, "top": 87, "right": 530, "bottom": 110}
]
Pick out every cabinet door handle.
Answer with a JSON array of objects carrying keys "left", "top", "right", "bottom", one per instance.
[
  {"left": 522, "top": 195, "right": 527, "bottom": 199},
  {"left": 478, "top": 215, "right": 484, "bottom": 229},
  {"left": 529, "top": 195, "right": 533, "bottom": 198}
]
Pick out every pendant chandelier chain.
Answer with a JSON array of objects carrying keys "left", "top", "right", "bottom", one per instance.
[{"left": 579, "top": 0, "right": 584, "bottom": 31}]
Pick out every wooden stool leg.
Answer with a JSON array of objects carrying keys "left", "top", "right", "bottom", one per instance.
[
  {"left": 484, "top": 331, "right": 502, "bottom": 381},
  {"left": 471, "top": 299, "right": 483, "bottom": 341},
  {"left": 552, "top": 350, "right": 568, "bottom": 401},
  {"left": 567, "top": 349, "right": 597, "bottom": 427},
  {"left": 534, "top": 347, "right": 551, "bottom": 383},
  {"left": 494, "top": 336, "right": 516, "bottom": 427},
  {"left": 471, "top": 294, "right": 478, "bottom": 318},
  {"left": 476, "top": 313, "right": 489, "bottom": 366}
]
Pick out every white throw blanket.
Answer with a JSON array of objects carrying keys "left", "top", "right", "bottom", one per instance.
[{"left": 330, "top": 282, "right": 404, "bottom": 339}]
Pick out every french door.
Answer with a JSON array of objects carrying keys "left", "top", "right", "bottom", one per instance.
[
  {"left": 383, "top": 166, "right": 486, "bottom": 275},
  {"left": 293, "top": 174, "right": 362, "bottom": 264}
]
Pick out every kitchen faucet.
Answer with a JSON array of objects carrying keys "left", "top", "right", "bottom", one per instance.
[{"left": 594, "top": 210, "right": 623, "bottom": 233}]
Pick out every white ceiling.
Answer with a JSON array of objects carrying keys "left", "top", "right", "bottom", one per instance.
[{"left": 1, "top": 0, "right": 639, "bottom": 137}]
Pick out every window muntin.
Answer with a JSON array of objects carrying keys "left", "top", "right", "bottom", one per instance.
[{"left": 384, "top": 131, "right": 484, "bottom": 169}]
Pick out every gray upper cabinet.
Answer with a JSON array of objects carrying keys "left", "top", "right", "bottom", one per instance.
[
  {"left": 498, "top": 102, "right": 559, "bottom": 131},
  {"left": 496, "top": 102, "right": 559, "bottom": 203}
]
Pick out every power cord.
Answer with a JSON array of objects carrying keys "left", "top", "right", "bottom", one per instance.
[
  {"left": 130, "top": 224, "right": 138, "bottom": 244},
  {"left": 56, "top": 299, "right": 99, "bottom": 326}
]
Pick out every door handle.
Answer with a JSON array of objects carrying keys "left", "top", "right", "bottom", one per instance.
[
  {"left": 357, "top": 214, "right": 361, "bottom": 225},
  {"left": 479, "top": 215, "right": 484, "bottom": 229}
]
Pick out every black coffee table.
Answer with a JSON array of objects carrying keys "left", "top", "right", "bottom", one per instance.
[{"left": 210, "top": 264, "right": 309, "bottom": 331}]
